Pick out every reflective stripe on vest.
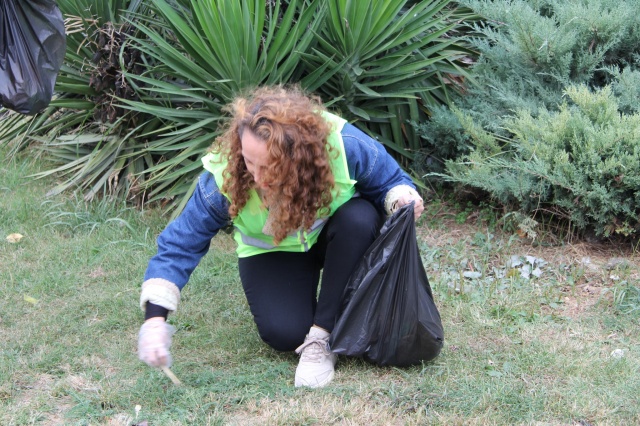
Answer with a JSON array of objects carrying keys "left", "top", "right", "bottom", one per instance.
[
  {"left": 202, "top": 112, "right": 357, "bottom": 257},
  {"left": 238, "top": 217, "right": 326, "bottom": 250}
]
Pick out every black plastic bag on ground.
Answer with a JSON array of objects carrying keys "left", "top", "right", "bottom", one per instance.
[
  {"left": 0, "top": 0, "right": 66, "bottom": 114},
  {"left": 329, "top": 203, "right": 444, "bottom": 366}
]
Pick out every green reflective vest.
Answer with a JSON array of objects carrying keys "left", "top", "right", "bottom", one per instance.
[{"left": 202, "top": 112, "right": 357, "bottom": 257}]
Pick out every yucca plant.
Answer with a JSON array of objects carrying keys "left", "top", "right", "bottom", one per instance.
[
  {"left": 120, "top": 0, "right": 326, "bottom": 211},
  {"left": 124, "top": 0, "right": 473, "bottom": 209},
  {"left": 0, "top": 0, "right": 159, "bottom": 202},
  {"left": 304, "top": 0, "right": 474, "bottom": 165}
]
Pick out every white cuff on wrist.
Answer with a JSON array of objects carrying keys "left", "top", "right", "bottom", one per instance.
[
  {"left": 140, "top": 278, "right": 181, "bottom": 312},
  {"left": 384, "top": 184, "right": 421, "bottom": 216}
]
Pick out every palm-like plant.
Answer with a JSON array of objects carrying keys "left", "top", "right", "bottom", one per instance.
[
  {"left": 120, "top": 0, "right": 326, "bottom": 211},
  {"left": 304, "top": 0, "right": 474, "bottom": 165},
  {"left": 125, "top": 0, "right": 473, "bottom": 205},
  {"left": 0, "top": 0, "right": 156, "bottom": 202}
]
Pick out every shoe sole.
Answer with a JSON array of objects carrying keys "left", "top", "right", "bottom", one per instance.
[{"left": 294, "top": 370, "right": 335, "bottom": 388}]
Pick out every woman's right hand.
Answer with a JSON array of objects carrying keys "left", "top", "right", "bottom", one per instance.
[{"left": 138, "top": 317, "right": 176, "bottom": 367}]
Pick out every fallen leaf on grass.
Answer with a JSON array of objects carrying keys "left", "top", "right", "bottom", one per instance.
[
  {"left": 6, "top": 233, "right": 24, "bottom": 243},
  {"left": 24, "top": 295, "right": 39, "bottom": 305}
]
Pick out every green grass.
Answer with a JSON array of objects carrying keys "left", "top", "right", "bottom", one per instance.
[{"left": 1, "top": 147, "right": 639, "bottom": 425}]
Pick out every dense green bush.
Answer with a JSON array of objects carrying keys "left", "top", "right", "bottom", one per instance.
[
  {"left": 415, "top": 0, "right": 640, "bottom": 170},
  {"left": 417, "top": 0, "right": 640, "bottom": 239},
  {"left": 444, "top": 85, "right": 640, "bottom": 238}
]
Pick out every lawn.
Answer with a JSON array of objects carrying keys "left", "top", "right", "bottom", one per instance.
[{"left": 1, "top": 150, "right": 639, "bottom": 425}]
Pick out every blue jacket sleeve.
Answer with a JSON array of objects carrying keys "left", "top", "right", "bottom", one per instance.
[
  {"left": 143, "top": 172, "right": 230, "bottom": 290},
  {"left": 341, "top": 122, "right": 416, "bottom": 211}
]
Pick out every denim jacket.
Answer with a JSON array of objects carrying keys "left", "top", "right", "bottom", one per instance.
[{"left": 141, "top": 122, "right": 417, "bottom": 307}]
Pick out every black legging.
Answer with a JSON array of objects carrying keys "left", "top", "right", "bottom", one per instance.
[{"left": 238, "top": 198, "right": 383, "bottom": 351}]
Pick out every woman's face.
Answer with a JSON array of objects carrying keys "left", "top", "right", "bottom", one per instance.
[{"left": 241, "top": 129, "right": 271, "bottom": 189}]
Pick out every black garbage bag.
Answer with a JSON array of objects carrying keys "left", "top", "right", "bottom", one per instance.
[
  {"left": 329, "top": 202, "right": 444, "bottom": 366},
  {"left": 0, "top": 0, "right": 66, "bottom": 114}
]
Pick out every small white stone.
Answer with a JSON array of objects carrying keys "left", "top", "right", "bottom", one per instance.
[
  {"left": 611, "top": 349, "right": 625, "bottom": 359},
  {"left": 463, "top": 271, "right": 482, "bottom": 279}
]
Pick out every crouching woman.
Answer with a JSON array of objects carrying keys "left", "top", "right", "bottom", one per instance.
[{"left": 137, "top": 85, "right": 423, "bottom": 388}]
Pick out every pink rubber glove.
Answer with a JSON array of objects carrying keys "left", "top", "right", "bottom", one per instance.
[{"left": 138, "top": 317, "right": 176, "bottom": 367}]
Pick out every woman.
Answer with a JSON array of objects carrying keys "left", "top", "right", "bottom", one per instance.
[{"left": 138, "top": 85, "right": 424, "bottom": 388}]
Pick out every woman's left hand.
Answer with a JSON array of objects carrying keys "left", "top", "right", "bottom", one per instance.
[{"left": 396, "top": 194, "right": 424, "bottom": 220}]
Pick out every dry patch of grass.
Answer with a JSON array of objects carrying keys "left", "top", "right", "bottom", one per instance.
[{"left": 5, "top": 374, "right": 73, "bottom": 426}]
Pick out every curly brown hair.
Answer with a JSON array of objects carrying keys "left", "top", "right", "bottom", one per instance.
[{"left": 211, "top": 85, "right": 336, "bottom": 245}]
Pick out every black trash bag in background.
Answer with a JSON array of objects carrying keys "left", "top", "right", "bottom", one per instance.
[
  {"left": 329, "top": 202, "right": 444, "bottom": 366},
  {"left": 0, "top": 0, "right": 66, "bottom": 115}
]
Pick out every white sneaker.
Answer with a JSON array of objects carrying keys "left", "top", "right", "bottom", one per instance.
[{"left": 294, "top": 326, "right": 337, "bottom": 388}]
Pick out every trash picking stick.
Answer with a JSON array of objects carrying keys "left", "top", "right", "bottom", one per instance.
[{"left": 160, "top": 366, "right": 182, "bottom": 386}]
